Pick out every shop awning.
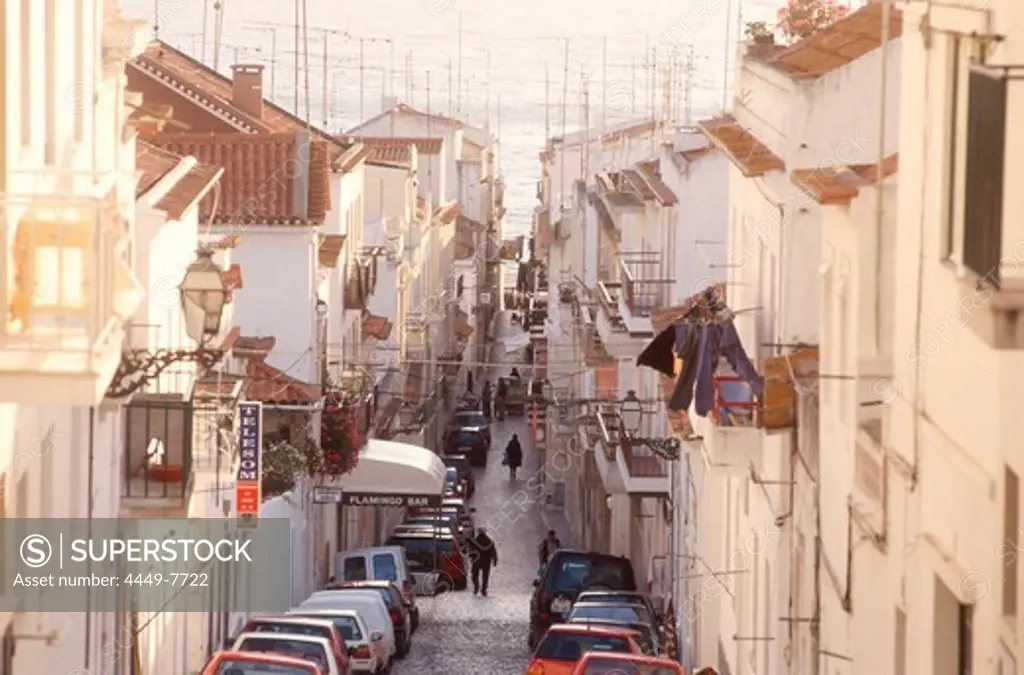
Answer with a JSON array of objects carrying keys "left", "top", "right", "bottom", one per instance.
[{"left": 330, "top": 438, "right": 447, "bottom": 506}]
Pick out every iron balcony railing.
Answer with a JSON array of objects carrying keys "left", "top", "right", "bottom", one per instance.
[
  {"left": 619, "top": 253, "right": 668, "bottom": 317},
  {"left": 122, "top": 395, "right": 195, "bottom": 505},
  {"left": 617, "top": 430, "right": 668, "bottom": 478}
]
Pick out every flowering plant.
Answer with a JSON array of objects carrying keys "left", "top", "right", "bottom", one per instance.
[
  {"left": 744, "top": 21, "right": 773, "bottom": 42},
  {"left": 310, "top": 400, "right": 362, "bottom": 479},
  {"left": 776, "top": 0, "right": 849, "bottom": 41},
  {"left": 261, "top": 439, "right": 305, "bottom": 497}
]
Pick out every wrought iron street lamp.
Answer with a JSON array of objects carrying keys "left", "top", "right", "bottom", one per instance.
[
  {"left": 106, "top": 247, "right": 231, "bottom": 398},
  {"left": 617, "top": 389, "right": 681, "bottom": 459}
]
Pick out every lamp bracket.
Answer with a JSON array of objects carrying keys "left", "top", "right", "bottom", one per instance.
[{"left": 106, "top": 346, "right": 224, "bottom": 399}]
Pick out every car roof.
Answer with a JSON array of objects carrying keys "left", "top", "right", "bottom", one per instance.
[
  {"left": 235, "top": 632, "right": 332, "bottom": 646},
  {"left": 246, "top": 617, "right": 339, "bottom": 629},
  {"left": 569, "top": 617, "right": 650, "bottom": 630},
  {"left": 287, "top": 608, "right": 360, "bottom": 621},
  {"left": 213, "top": 651, "right": 320, "bottom": 670},
  {"left": 572, "top": 602, "right": 646, "bottom": 610},
  {"left": 577, "top": 590, "right": 646, "bottom": 598},
  {"left": 546, "top": 623, "right": 640, "bottom": 636},
  {"left": 338, "top": 545, "right": 405, "bottom": 558},
  {"left": 443, "top": 454, "right": 469, "bottom": 461},
  {"left": 577, "top": 652, "right": 682, "bottom": 666},
  {"left": 551, "top": 550, "right": 631, "bottom": 562},
  {"left": 327, "top": 580, "right": 397, "bottom": 589},
  {"left": 309, "top": 589, "right": 385, "bottom": 601},
  {"left": 388, "top": 531, "right": 456, "bottom": 540}
]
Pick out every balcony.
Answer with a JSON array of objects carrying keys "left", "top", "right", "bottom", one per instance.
[
  {"left": 403, "top": 313, "right": 428, "bottom": 361},
  {"left": 0, "top": 190, "right": 144, "bottom": 405},
  {"left": 594, "top": 407, "right": 625, "bottom": 494},
  {"left": 689, "top": 368, "right": 762, "bottom": 471},
  {"left": 345, "top": 258, "right": 376, "bottom": 311},
  {"left": 619, "top": 253, "right": 669, "bottom": 319},
  {"left": 594, "top": 281, "right": 649, "bottom": 358},
  {"left": 121, "top": 394, "right": 195, "bottom": 516},
  {"left": 616, "top": 431, "right": 670, "bottom": 496}
]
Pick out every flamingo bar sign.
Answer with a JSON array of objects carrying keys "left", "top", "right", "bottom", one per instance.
[{"left": 236, "top": 402, "right": 263, "bottom": 524}]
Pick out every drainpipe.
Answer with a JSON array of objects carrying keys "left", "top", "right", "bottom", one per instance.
[
  {"left": 83, "top": 407, "right": 95, "bottom": 670},
  {"left": 874, "top": 0, "right": 891, "bottom": 355}
]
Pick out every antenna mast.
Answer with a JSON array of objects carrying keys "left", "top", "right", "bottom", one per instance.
[
  {"left": 544, "top": 62, "right": 550, "bottom": 148},
  {"left": 293, "top": 0, "right": 300, "bottom": 113},
  {"left": 456, "top": 10, "right": 463, "bottom": 117},
  {"left": 560, "top": 39, "right": 569, "bottom": 212},
  {"left": 321, "top": 29, "right": 329, "bottom": 128},
  {"left": 301, "top": 0, "right": 311, "bottom": 128},
  {"left": 601, "top": 36, "right": 608, "bottom": 131}
]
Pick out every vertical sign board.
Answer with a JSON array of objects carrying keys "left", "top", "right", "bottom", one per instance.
[{"left": 236, "top": 402, "right": 263, "bottom": 525}]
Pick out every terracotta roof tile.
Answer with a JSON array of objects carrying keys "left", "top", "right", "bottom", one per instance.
[
  {"left": 698, "top": 115, "right": 784, "bottom": 177},
  {"left": 334, "top": 143, "right": 369, "bottom": 174},
  {"left": 132, "top": 41, "right": 348, "bottom": 160},
  {"left": 318, "top": 234, "right": 346, "bottom": 268},
  {"left": 344, "top": 136, "right": 443, "bottom": 156},
  {"left": 791, "top": 153, "right": 898, "bottom": 206},
  {"left": 244, "top": 358, "right": 321, "bottom": 405},
  {"left": 365, "top": 144, "right": 412, "bottom": 167},
  {"left": 362, "top": 315, "right": 393, "bottom": 341},
  {"left": 140, "top": 132, "right": 331, "bottom": 225},
  {"left": 636, "top": 162, "right": 678, "bottom": 206},
  {"left": 136, "top": 141, "right": 224, "bottom": 220},
  {"left": 764, "top": 3, "right": 903, "bottom": 79},
  {"left": 234, "top": 335, "right": 276, "bottom": 358}
]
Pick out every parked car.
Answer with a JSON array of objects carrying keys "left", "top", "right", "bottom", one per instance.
[
  {"left": 568, "top": 601, "right": 657, "bottom": 640},
  {"left": 569, "top": 652, "right": 685, "bottom": 674},
  {"left": 451, "top": 409, "right": 491, "bottom": 448},
  {"left": 386, "top": 530, "right": 468, "bottom": 593},
  {"left": 202, "top": 651, "right": 322, "bottom": 675},
  {"left": 442, "top": 455, "right": 475, "bottom": 497},
  {"left": 408, "top": 499, "right": 475, "bottom": 534},
  {"left": 321, "top": 581, "right": 414, "bottom": 656},
  {"left": 443, "top": 428, "right": 488, "bottom": 466},
  {"left": 525, "top": 624, "right": 643, "bottom": 675},
  {"left": 392, "top": 522, "right": 462, "bottom": 543},
  {"left": 287, "top": 610, "right": 386, "bottom": 675},
  {"left": 297, "top": 592, "right": 396, "bottom": 669},
  {"left": 529, "top": 551, "right": 638, "bottom": 649},
  {"left": 235, "top": 616, "right": 353, "bottom": 669},
  {"left": 334, "top": 546, "right": 417, "bottom": 619},
  {"left": 566, "top": 616, "right": 658, "bottom": 656},
  {"left": 573, "top": 590, "right": 660, "bottom": 623},
  {"left": 443, "top": 467, "right": 464, "bottom": 498},
  {"left": 400, "top": 514, "right": 461, "bottom": 540},
  {"left": 231, "top": 633, "right": 340, "bottom": 675}
]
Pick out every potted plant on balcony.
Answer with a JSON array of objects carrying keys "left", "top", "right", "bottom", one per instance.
[
  {"left": 776, "top": 0, "right": 849, "bottom": 42},
  {"left": 307, "top": 400, "right": 362, "bottom": 480},
  {"left": 145, "top": 439, "right": 185, "bottom": 483},
  {"left": 744, "top": 21, "right": 775, "bottom": 56}
]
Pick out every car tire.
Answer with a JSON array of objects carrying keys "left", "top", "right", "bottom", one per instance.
[
  {"left": 527, "top": 630, "right": 537, "bottom": 650},
  {"left": 411, "top": 608, "right": 419, "bottom": 633},
  {"left": 455, "top": 575, "right": 468, "bottom": 591},
  {"left": 434, "top": 572, "right": 455, "bottom": 595},
  {"left": 396, "top": 634, "right": 408, "bottom": 659}
]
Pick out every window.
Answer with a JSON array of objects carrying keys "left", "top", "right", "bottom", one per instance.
[
  {"left": 342, "top": 556, "right": 367, "bottom": 581},
  {"left": 1004, "top": 466, "right": 1019, "bottom": 618},
  {"left": 961, "top": 66, "right": 1007, "bottom": 284},
  {"left": 371, "top": 553, "right": 398, "bottom": 582},
  {"left": 20, "top": 0, "right": 30, "bottom": 146}
]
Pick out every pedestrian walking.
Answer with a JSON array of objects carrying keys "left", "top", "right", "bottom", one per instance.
[
  {"left": 481, "top": 380, "right": 493, "bottom": 420},
  {"left": 504, "top": 433, "right": 523, "bottom": 480},
  {"left": 538, "top": 530, "right": 562, "bottom": 567},
  {"left": 467, "top": 527, "right": 498, "bottom": 596}
]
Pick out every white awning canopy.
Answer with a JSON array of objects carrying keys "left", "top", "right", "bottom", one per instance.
[{"left": 331, "top": 438, "right": 447, "bottom": 498}]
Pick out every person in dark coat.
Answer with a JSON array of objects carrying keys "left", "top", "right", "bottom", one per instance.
[
  {"left": 538, "top": 530, "right": 562, "bottom": 567},
  {"left": 467, "top": 527, "right": 498, "bottom": 596},
  {"left": 505, "top": 434, "right": 523, "bottom": 479},
  {"left": 481, "top": 380, "right": 493, "bottom": 420}
]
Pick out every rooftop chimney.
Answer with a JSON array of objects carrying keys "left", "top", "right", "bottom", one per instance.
[{"left": 231, "top": 64, "right": 264, "bottom": 120}]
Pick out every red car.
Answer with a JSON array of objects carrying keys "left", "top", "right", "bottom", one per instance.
[
  {"left": 570, "top": 652, "right": 686, "bottom": 673},
  {"left": 202, "top": 652, "right": 322, "bottom": 675}
]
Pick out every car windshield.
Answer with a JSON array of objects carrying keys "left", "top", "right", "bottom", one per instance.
[
  {"left": 580, "top": 657, "right": 681, "bottom": 674},
  {"left": 444, "top": 469, "right": 460, "bottom": 486},
  {"left": 387, "top": 537, "right": 456, "bottom": 570},
  {"left": 452, "top": 431, "right": 481, "bottom": 446},
  {"left": 246, "top": 623, "right": 333, "bottom": 641},
  {"left": 550, "top": 555, "right": 634, "bottom": 593},
  {"left": 570, "top": 604, "right": 650, "bottom": 624},
  {"left": 214, "top": 657, "right": 316, "bottom": 675},
  {"left": 319, "top": 616, "right": 362, "bottom": 641},
  {"left": 455, "top": 412, "right": 487, "bottom": 427},
  {"left": 371, "top": 553, "right": 399, "bottom": 582},
  {"left": 534, "top": 631, "right": 631, "bottom": 661},
  {"left": 236, "top": 638, "right": 327, "bottom": 670},
  {"left": 444, "top": 458, "right": 470, "bottom": 475}
]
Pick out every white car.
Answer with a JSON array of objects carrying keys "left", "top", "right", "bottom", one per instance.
[
  {"left": 288, "top": 609, "right": 387, "bottom": 675},
  {"left": 300, "top": 591, "right": 396, "bottom": 664},
  {"left": 231, "top": 632, "right": 340, "bottom": 675}
]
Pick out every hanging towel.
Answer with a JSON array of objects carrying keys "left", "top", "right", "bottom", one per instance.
[
  {"left": 636, "top": 324, "right": 677, "bottom": 376},
  {"left": 667, "top": 324, "right": 702, "bottom": 411}
]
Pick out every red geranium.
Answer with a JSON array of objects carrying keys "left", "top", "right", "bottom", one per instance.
[{"left": 777, "top": 0, "right": 849, "bottom": 41}]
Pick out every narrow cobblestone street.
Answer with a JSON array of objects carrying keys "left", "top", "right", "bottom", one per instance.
[{"left": 391, "top": 312, "right": 562, "bottom": 674}]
